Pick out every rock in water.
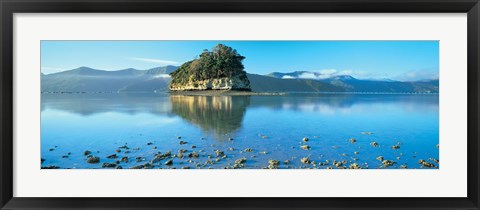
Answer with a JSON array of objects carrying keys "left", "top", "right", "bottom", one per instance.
[
  {"left": 169, "top": 44, "right": 251, "bottom": 91},
  {"left": 86, "top": 156, "right": 100, "bottom": 164}
]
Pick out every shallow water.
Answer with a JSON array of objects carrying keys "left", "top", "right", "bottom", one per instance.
[{"left": 41, "top": 93, "right": 439, "bottom": 169}]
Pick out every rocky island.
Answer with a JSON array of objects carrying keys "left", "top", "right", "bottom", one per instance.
[{"left": 169, "top": 44, "right": 251, "bottom": 91}]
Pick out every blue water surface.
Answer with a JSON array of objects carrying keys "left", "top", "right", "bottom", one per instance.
[{"left": 41, "top": 93, "right": 439, "bottom": 169}]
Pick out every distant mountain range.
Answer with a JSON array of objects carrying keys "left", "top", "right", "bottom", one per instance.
[
  {"left": 41, "top": 66, "right": 177, "bottom": 92},
  {"left": 263, "top": 71, "right": 439, "bottom": 93},
  {"left": 41, "top": 67, "right": 439, "bottom": 93}
]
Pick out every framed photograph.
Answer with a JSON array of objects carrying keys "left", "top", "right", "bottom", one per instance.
[{"left": 1, "top": 0, "right": 479, "bottom": 209}]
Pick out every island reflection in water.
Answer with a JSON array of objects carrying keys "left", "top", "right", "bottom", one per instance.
[
  {"left": 41, "top": 93, "right": 439, "bottom": 169},
  {"left": 170, "top": 95, "right": 250, "bottom": 139}
]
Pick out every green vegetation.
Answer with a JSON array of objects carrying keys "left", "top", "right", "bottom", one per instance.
[{"left": 169, "top": 44, "right": 249, "bottom": 87}]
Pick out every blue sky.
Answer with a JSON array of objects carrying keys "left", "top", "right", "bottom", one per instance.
[{"left": 41, "top": 41, "right": 439, "bottom": 81}]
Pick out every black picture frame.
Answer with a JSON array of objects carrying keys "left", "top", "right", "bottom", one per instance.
[{"left": 1, "top": 0, "right": 479, "bottom": 209}]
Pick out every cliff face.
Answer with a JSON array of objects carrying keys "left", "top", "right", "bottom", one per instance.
[
  {"left": 169, "top": 44, "right": 251, "bottom": 91},
  {"left": 169, "top": 74, "right": 251, "bottom": 91}
]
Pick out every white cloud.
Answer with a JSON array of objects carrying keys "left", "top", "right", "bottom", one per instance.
[
  {"left": 282, "top": 75, "right": 295, "bottom": 79},
  {"left": 129, "top": 57, "right": 179, "bottom": 65},
  {"left": 298, "top": 72, "right": 317, "bottom": 79},
  {"left": 313, "top": 74, "right": 333, "bottom": 79},
  {"left": 152, "top": 74, "right": 171, "bottom": 79},
  {"left": 291, "top": 69, "right": 368, "bottom": 80}
]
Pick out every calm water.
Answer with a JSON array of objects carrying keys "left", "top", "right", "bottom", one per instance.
[{"left": 41, "top": 93, "right": 439, "bottom": 169}]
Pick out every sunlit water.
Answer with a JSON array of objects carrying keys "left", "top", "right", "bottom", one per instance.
[{"left": 41, "top": 93, "right": 439, "bottom": 169}]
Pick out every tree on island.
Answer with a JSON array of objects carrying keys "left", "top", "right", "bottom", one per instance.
[{"left": 169, "top": 44, "right": 251, "bottom": 91}]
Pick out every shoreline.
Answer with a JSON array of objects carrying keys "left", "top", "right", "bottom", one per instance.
[
  {"left": 40, "top": 91, "right": 439, "bottom": 95},
  {"left": 169, "top": 90, "right": 287, "bottom": 96}
]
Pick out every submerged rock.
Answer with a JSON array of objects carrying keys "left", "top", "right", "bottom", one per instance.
[
  {"left": 376, "top": 156, "right": 384, "bottom": 161},
  {"left": 300, "top": 157, "right": 311, "bottom": 164},
  {"left": 300, "top": 145, "right": 311, "bottom": 150},
  {"left": 41, "top": 165, "right": 60, "bottom": 169},
  {"left": 84, "top": 150, "right": 92, "bottom": 156},
  {"left": 130, "top": 163, "right": 153, "bottom": 169},
  {"left": 86, "top": 156, "right": 100, "bottom": 164},
  {"left": 152, "top": 151, "right": 172, "bottom": 163},
  {"left": 107, "top": 154, "right": 118, "bottom": 159},
  {"left": 102, "top": 163, "right": 116, "bottom": 168},
  {"left": 243, "top": 148, "right": 253, "bottom": 153},
  {"left": 429, "top": 158, "right": 439, "bottom": 164},
  {"left": 349, "top": 163, "right": 361, "bottom": 169},
  {"left": 334, "top": 160, "right": 347, "bottom": 168},
  {"left": 419, "top": 159, "right": 436, "bottom": 168},
  {"left": 382, "top": 160, "right": 395, "bottom": 167},
  {"left": 179, "top": 141, "right": 187, "bottom": 145},
  {"left": 391, "top": 145, "right": 400, "bottom": 150},
  {"left": 233, "top": 158, "right": 247, "bottom": 169},
  {"left": 188, "top": 152, "right": 199, "bottom": 158},
  {"left": 118, "top": 145, "right": 129, "bottom": 150},
  {"left": 215, "top": 150, "right": 225, "bottom": 157},
  {"left": 268, "top": 159, "right": 280, "bottom": 169}
]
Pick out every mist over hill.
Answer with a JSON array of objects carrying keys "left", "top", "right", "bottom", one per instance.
[{"left": 41, "top": 67, "right": 438, "bottom": 93}]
